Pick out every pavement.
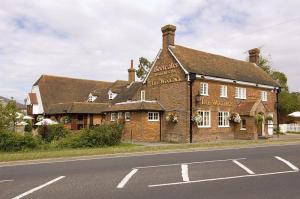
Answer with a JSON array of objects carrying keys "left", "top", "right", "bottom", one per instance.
[{"left": 1, "top": 144, "right": 300, "bottom": 199}]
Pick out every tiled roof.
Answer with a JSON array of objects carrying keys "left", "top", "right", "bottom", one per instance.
[
  {"left": 35, "top": 75, "right": 113, "bottom": 113},
  {"left": 170, "top": 45, "right": 278, "bottom": 87},
  {"left": 47, "top": 102, "right": 109, "bottom": 114},
  {"left": 112, "top": 82, "right": 143, "bottom": 103},
  {"left": 105, "top": 101, "right": 165, "bottom": 112},
  {"left": 235, "top": 100, "right": 270, "bottom": 116},
  {"left": 28, "top": 93, "right": 38, "bottom": 104}
]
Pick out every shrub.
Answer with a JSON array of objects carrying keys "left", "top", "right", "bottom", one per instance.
[
  {"left": 59, "top": 123, "right": 123, "bottom": 148},
  {"left": 24, "top": 120, "right": 33, "bottom": 132},
  {"left": 38, "top": 124, "right": 70, "bottom": 143},
  {"left": 0, "top": 130, "right": 39, "bottom": 152}
]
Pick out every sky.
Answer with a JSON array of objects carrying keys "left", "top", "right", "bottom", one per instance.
[{"left": 0, "top": 0, "right": 300, "bottom": 102}]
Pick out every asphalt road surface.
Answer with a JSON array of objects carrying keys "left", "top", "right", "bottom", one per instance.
[{"left": 1, "top": 144, "right": 300, "bottom": 199}]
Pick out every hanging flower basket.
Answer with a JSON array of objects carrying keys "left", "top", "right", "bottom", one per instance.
[
  {"left": 265, "top": 115, "right": 273, "bottom": 121},
  {"left": 229, "top": 112, "right": 241, "bottom": 123},
  {"left": 192, "top": 113, "right": 202, "bottom": 126},
  {"left": 256, "top": 114, "right": 264, "bottom": 124},
  {"left": 166, "top": 113, "right": 178, "bottom": 123}
]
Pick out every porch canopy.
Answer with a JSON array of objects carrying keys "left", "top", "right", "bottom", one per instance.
[{"left": 235, "top": 100, "right": 270, "bottom": 116}]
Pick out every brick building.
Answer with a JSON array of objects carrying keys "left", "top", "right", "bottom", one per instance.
[{"left": 27, "top": 24, "right": 279, "bottom": 143}]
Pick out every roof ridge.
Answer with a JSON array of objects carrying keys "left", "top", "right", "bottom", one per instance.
[
  {"left": 174, "top": 44, "right": 253, "bottom": 65},
  {"left": 39, "top": 74, "right": 114, "bottom": 84}
]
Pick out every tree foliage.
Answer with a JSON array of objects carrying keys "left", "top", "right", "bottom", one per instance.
[
  {"left": 255, "top": 52, "right": 299, "bottom": 115},
  {"left": 0, "top": 100, "right": 17, "bottom": 131},
  {"left": 136, "top": 57, "right": 152, "bottom": 80}
]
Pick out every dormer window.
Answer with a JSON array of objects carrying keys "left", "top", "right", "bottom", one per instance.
[
  {"left": 108, "top": 90, "right": 117, "bottom": 100},
  {"left": 88, "top": 93, "right": 97, "bottom": 102}
]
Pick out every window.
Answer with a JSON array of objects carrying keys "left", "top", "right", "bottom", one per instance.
[
  {"left": 125, "top": 112, "right": 131, "bottom": 121},
  {"left": 197, "top": 110, "right": 211, "bottom": 127},
  {"left": 111, "top": 113, "right": 116, "bottom": 121},
  {"left": 141, "top": 90, "right": 145, "bottom": 101},
  {"left": 117, "top": 112, "right": 122, "bottom": 119},
  {"left": 109, "top": 93, "right": 113, "bottom": 100},
  {"left": 200, "top": 83, "right": 208, "bottom": 96},
  {"left": 261, "top": 91, "right": 268, "bottom": 102},
  {"left": 218, "top": 111, "right": 230, "bottom": 127},
  {"left": 220, "top": 85, "right": 228, "bottom": 98},
  {"left": 240, "top": 119, "right": 246, "bottom": 130},
  {"left": 235, "top": 87, "right": 246, "bottom": 99},
  {"left": 148, "top": 112, "right": 159, "bottom": 121}
]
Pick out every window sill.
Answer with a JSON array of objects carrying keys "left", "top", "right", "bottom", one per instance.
[
  {"left": 148, "top": 120, "right": 160, "bottom": 122},
  {"left": 240, "top": 128, "right": 247, "bottom": 131},
  {"left": 220, "top": 96, "right": 228, "bottom": 98},
  {"left": 197, "top": 126, "right": 211, "bottom": 128},
  {"left": 218, "top": 126, "right": 230, "bottom": 128},
  {"left": 200, "top": 94, "right": 209, "bottom": 96}
]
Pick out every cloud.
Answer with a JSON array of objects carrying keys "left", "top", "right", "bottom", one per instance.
[{"left": 0, "top": 0, "right": 299, "bottom": 102}]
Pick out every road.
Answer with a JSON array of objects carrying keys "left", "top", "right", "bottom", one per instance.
[{"left": 1, "top": 144, "right": 300, "bottom": 199}]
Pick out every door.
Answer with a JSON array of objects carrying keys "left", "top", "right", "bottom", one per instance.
[{"left": 267, "top": 120, "right": 274, "bottom": 136}]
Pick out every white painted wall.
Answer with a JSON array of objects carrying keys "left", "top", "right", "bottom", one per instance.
[{"left": 31, "top": 86, "right": 44, "bottom": 114}]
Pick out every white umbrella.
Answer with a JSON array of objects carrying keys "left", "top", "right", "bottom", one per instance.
[
  {"left": 16, "top": 121, "right": 28, "bottom": 126},
  {"left": 35, "top": 118, "right": 58, "bottom": 126},
  {"left": 23, "top": 115, "right": 34, "bottom": 120},
  {"left": 288, "top": 111, "right": 300, "bottom": 117},
  {"left": 15, "top": 112, "right": 23, "bottom": 119}
]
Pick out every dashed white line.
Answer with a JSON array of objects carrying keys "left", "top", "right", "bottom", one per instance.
[
  {"left": 181, "top": 164, "right": 189, "bottom": 182},
  {"left": 233, "top": 160, "right": 255, "bottom": 175},
  {"left": 148, "top": 170, "right": 298, "bottom": 188},
  {"left": 117, "top": 169, "right": 138, "bottom": 189},
  {"left": 11, "top": 176, "right": 65, "bottom": 199},
  {"left": 0, "top": 179, "right": 14, "bottom": 183},
  {"left": 275, "top": 156, "right": 299, "bottom": 171}
]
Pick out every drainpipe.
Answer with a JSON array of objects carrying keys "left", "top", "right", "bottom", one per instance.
[
  {"left": 189, "top": 73, "right": 196, "bottom": 143},
  {"left": 276, "top": 87, "right": 281, "bottom": 138}
]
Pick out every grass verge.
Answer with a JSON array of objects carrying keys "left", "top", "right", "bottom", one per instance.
[{"left": 1, "top": 138, "right": 300, "bottom": 163}]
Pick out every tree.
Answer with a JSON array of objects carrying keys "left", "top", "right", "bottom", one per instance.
[
  {"left": 136, "top": 57, "right": 152, "bottom": 80},
  {"left": 257, "top": 56, "right": 272, "bottom": 75},
  {"left": 0, "top": 100, "right": 17, "bottom": 131},
  {"left": 271, "top": 71, "right": 289, "bottom": 92}
]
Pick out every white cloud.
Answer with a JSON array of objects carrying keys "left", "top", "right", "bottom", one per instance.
[{"left": 0, "top": 0, "right": 299, "bottom": 102}]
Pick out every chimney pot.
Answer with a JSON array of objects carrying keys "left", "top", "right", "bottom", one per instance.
[
  {"left": 248, "top": 48, "right": 260, "bottom": 64},
  {"left": 161, "top": 24, "right": 176, "bottom": 50}
]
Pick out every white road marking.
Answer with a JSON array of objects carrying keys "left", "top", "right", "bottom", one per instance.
[
  {"left": 11, "top": 176, "right": 65, "bottom": 199},
  {"left": 233, "top": 160, "right": 255, "bottom": 175},
  {"left": 135, "top": 158, "right": 246, "bottom": 169},
  {"left": 0, "top": 179, "right": 14, "bottom": 183},
  {"left": 275, "top": 156, "right": 299, "bottom": 171},
  {"left": 149, "top": 170, "right": 298, "bottom": 188},
  {"left": 117, "top": 169, "right": 138, "bottom": 189},
  {"left": 181, "top": 164, "right": 189, "bottom": 182}
]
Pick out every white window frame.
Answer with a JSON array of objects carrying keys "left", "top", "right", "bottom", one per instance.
[
  {"left": 117, "top": 112, "right": 122, "bottom": 119},
  {"left": 240, "top": 119, "right": 247, "bottom": 130},
  {"left": 125, "top": 112, "right": 131, "bottom": 121},
  {"left": 200, "top": 83, "right": 208, "bottom": 96},
  {"left": 218, "top": 111, "right": 230, "bottom": 127},
  {"left": 141, "top": 90, "right": 145, "bottom": 101},
  {"left": 235, "top": 87, "right": 246, "bottom": 99},
  {"left": 197, "top": 110, "right": 211, "bottom": 128},
  {"left": 220, "top": 85, "right": 228, "bottom": 98},
  {"left": 111, "top": 113, "right": 116, "bottom": 121},
  {"left": 148, "top": 112, "right": 159, "bottom": 121},
  {"left": 261, "top": 91, "right": 268, "bottom": 102}
]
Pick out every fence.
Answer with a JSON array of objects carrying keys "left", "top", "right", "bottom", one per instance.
[{"left": 280, "top": 124, "right": 300, "bottom": 133}]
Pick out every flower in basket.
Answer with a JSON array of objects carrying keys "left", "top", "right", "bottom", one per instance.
[
  {"left": 230, "top": 112, "right": 241, "bottom": 123},
  {"left": 265, "top": 114, "right": 273, "bottom": 121},
  {"left": 166, "top": 113, "right": 178, "bottom": 123},
  {"left": 256, "top": 113, "right": 264, "bottom": 124},
  {"left": 192, "top": 113, "right": 202, "bottom": 125}
]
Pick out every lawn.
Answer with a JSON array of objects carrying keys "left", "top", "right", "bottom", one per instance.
[{"left": 1, "top": 138, "right": 300, "bottom": 162}]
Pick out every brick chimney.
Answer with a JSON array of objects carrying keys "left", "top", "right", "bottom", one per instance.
[
  {"left": 161, "top": 24, "right": 176, "bottom": 50},
  {"left": 128, "top": 59, "right": 135, "bottom": 83},
  {"left": 248, "top": 48, "right": 260, "bottom": 65}
]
